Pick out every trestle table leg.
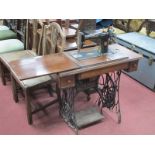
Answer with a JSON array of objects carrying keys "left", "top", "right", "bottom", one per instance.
[
  {"left": 59, "top": 87, "right": 78, "bottom": 132},
  {"left": 97, "top": 71, "right": 122, "bottom": 123}
]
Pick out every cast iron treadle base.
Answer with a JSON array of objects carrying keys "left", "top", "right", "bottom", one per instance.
[{"left": 75, "top": 106, "right": 104, "bottom": 128}]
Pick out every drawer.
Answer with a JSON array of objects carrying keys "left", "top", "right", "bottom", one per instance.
[{"left": 59, "top": 75, "right": 75, "bottom": 89}]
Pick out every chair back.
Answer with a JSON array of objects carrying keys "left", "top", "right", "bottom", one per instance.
[
  {"left": 25, "top": 19, "right": 41, "bottom": 53},
  {"left": 39, "top": 22, "right": 66, "bottom": 55}
]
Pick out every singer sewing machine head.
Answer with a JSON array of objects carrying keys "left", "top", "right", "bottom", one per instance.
[{"left": 77, "top": 27, "right": 115, "bottom": 55}]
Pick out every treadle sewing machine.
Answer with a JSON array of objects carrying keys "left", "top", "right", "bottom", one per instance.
[
  {"left": 66, "top": 27, "right": 117, "bottom": 107},
  {"left": 58, "top": 28, "right": 127, "bottom": 133},
  {"left": 4, "top": 19, "right": 142, "bottom": 134}
]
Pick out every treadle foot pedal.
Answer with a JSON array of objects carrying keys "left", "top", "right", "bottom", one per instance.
[{"left": 75, "top": 106, "right": 104, "bottom": 129}]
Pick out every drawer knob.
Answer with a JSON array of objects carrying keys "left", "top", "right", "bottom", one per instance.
[{"left": 68, "top": 80, "right": 72, "bottom": 83}]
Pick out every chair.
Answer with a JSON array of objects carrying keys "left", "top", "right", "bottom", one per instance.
[
  {"left": 0, "top": 19, "right": 53, "bottom": 124},
  {"left": 0, "top": 20, "right": 24, "bottom": 54},
  {"left": 8, "top": 21, "right": 65, "bottom": 124},
  {"left": 37, "top": 22, "right": 66, "bottom": 55},
  {"left": 0, "top": 28, "right": 17, "bottom": 41},
  {"left": 2, "top": 19, "right": 27, "bottom": 42},
  {"left": 0, "top": 39, "right": 24, "bottom": 54},
  {"left": 0, "top": 20, "right": 26, "bottom": 85},
  {"left": 0, "top": 25, "right": 9, "bottom": 31},
  {"left": 0, "top": 21, "right": 17, "bottom": 41},
  {"left": 0, "top": 19, "right": 37, "bottom": 85}
]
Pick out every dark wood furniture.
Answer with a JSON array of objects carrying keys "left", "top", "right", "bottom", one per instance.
[
  {"left": 3, "top": 19, "right": 27, "bottom": 48},
  {"left": 59, "top": 44, "right": 141, "bottom": 133},
  {"left": 146, "top": 19, "right": 155, "bottom": 36},
  {"left": 0, "top": 20, "right": 39, "bottom": 85},
  {"left": 0, "top": 50, "right": 36, "bottom": 85},
  {"left": 0, "top": 20, "right": 60, "bottom": 125},
  {"left": 0, "top": 51, "right": 55, "bottom": 125},
  {"left": 6, "top": 53, "right": 79, "bottom": 124},
  {"left": 7, "top": 44, "right": 142, "bottom": 133},
  {"left": 9, "top": 53, "right": 79, "bottom": 80}
]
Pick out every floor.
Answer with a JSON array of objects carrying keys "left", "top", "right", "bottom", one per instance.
[{"left": 0, "top": 73, "right": 155, "bottom": 135}]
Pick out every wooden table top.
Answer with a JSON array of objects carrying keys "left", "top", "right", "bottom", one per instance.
[
  {"left": 65, "top": 44, "right": 141, "bottom": 66},
  {"left": 9, "top": 52, "right": 80, "bottom": 80},
  {"left": 8, "top": 44, "right": 142, "bottom": 81},
  {"left": 0, "top": 50, "right": 35, "bottom": 63},
  {"left": 60, "top": 44, "right": 142, "bottom": 77}
]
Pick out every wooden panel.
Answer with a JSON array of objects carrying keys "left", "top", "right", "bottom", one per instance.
[
  {"left": 9, "top": 53, "right": 80, "bottom": 80},
  {"left": 59, "top": 75, "right": 75, "bottom": 89},
  {"left": 75, "top": 106, "right": 103, "bottom": 128},
  {"left": 7, "top": 44, "right": 142, "bottom": 83},
  {"left": 78, "top": 62, "right": 129, "bottom": 80},
  {"left": 60, "top": 44, "right": 142, "bottom": 78},
  {"left": 0, "top": 50, "right": 35, "bottom": 63}
]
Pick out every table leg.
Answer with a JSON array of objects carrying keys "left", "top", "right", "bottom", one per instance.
[
  {"left": 97, "top": 71, "right": 122, "bottom": 123},
  {"left": 0, "top": 61, "right": 6, "bottom": 85},
  {"left": 59, "top": 87, "right": 78, "bottom": 133},
  {"left": 10, "top": 74, "right": 19, "bottom": 103},
  {"left": 24, "top": 87, "right": 33, "bottom": 124}
]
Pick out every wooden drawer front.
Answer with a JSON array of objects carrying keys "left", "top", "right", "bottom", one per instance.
[
  {"left": 78, "top": 63, "right": 128, "bottom": 80},
  {"left": 59, "top": 75, "right": 75, "bottom": 89}
]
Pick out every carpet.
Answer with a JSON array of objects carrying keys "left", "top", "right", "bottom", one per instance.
[{"left": 0, "top": 73, "right": 155, "bottom": 135}]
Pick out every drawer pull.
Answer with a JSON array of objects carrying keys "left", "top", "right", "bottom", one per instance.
[{"left": 68, "top": 80, "right": 72, "bottom": 83}]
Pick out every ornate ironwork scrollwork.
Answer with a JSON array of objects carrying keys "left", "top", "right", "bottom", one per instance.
[
  {"left": 96, "top": 71, "right": 122, "bottom": 123},
  {"left": 59, "top": 70, "right": 122, "bottom": 132},
  {"left": 59, "top": 87, "right": 77, "bottom": 129}
]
